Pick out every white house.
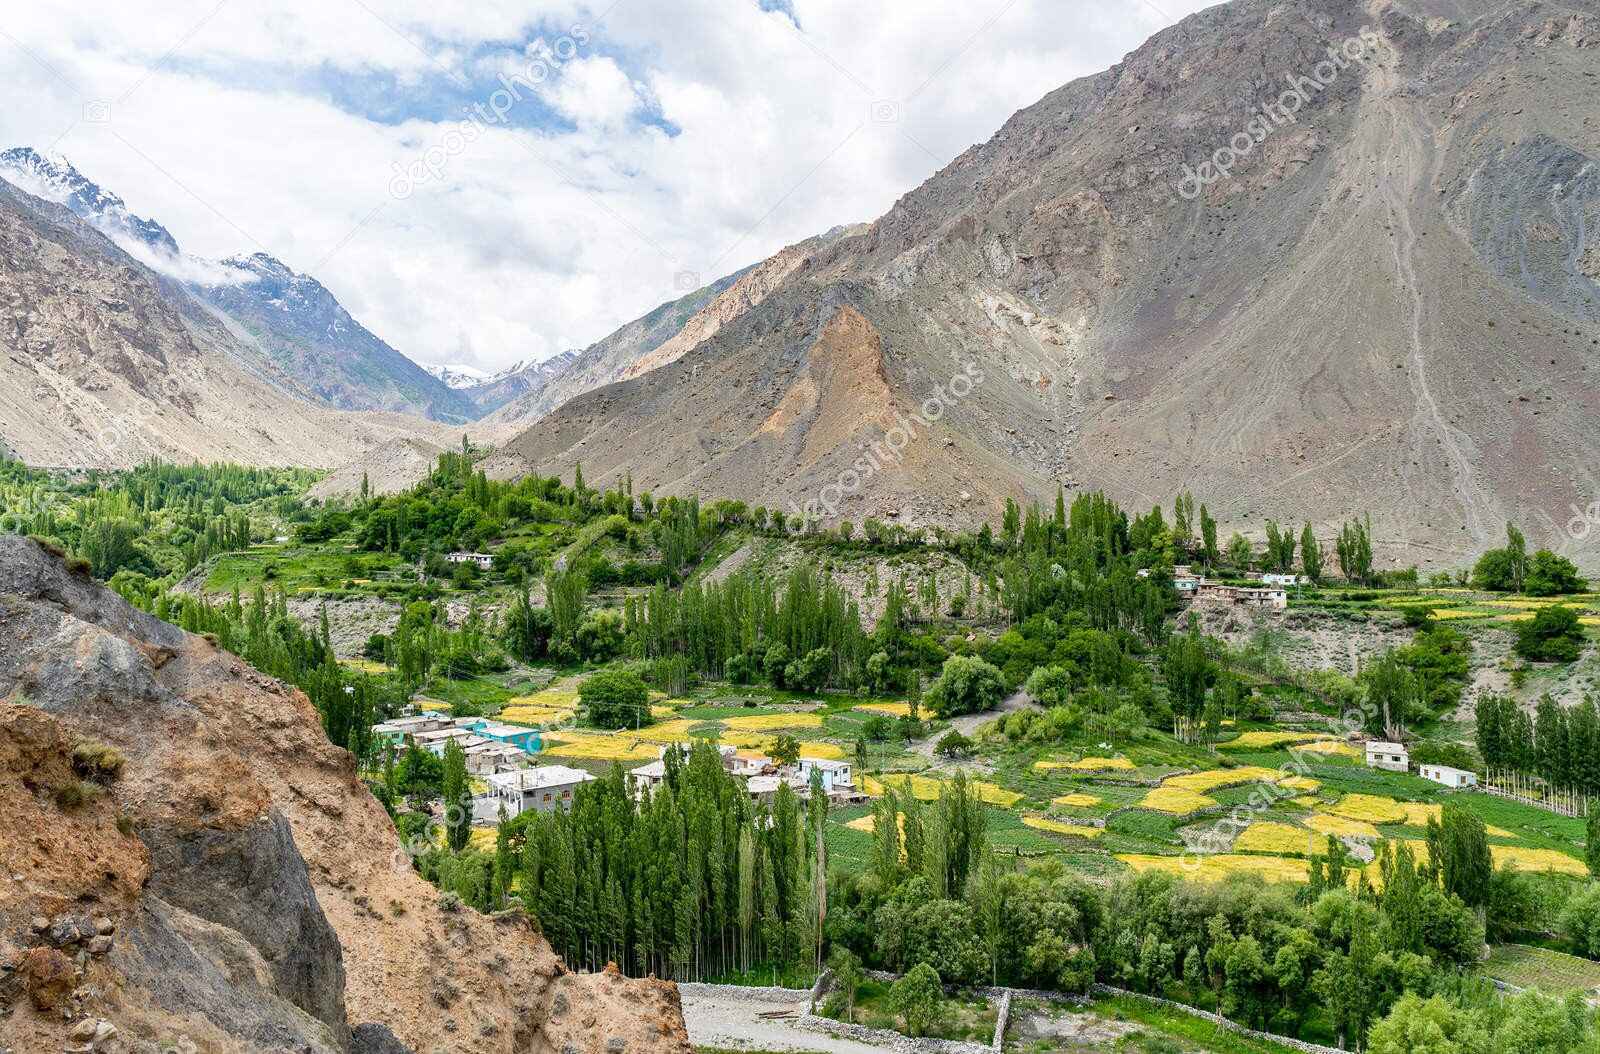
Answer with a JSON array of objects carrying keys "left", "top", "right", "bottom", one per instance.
[
  {"left": 1365, "top": 741, "right": 1410, "bottom": 773},
  {"left": 1260, "top": 573, "right": 1305, "bottom": 588},
  {"left": 1419, "top": 764, "right": 1477, "bottom": 789},
  {"left": 798, "top": 758, "right": 854, "bottom": 792},
  {"left": 446, "top": 552, "right": 495, "bottom": 570},
  {"left": 412, "top": 727, "right": 491, "bottom": 756},
  {"left": 486, "top": 766, "right": 595, "bottom": 817},
  {"left": 628, "top": 759, "right": 668, "bottom": 797}
]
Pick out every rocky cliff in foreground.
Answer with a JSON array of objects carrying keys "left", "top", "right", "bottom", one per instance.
[{"left": 0, "top": 535, "right": 692, "bottom": 1054}]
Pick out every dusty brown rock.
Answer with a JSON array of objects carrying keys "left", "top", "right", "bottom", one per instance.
[
  {"left": 0, "top": 536, "right": 693, "bottom": 1054},
  {"left": 17, "top": 947, "right": 75, "bottom": 1010}
]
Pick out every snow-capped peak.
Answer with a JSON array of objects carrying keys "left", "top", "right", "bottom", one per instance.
[
  {"left": 423, "top": 363, "right": 492, "bottom": 389},
  {"left": 0, "top": 147, "right": 179, "bottom": 256}
]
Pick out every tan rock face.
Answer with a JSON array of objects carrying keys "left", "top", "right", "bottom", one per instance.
[{"left": 0, "top": 536, "right": 693, "bottom": 1054}]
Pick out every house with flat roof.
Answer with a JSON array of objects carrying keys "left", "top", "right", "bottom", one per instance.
[
  {"left": 798, "top": 758, "right": 853, "bottom": 793},
  {"left": 446, "top": 552, "right": 495, "bottom": 570},
  {"left": 1365, "top": 741, "right": 1410, "bottom": 773},
  {"left": 372, "top": 714, "right": 449, "bottom": 744},
  {"left": 463, "top": 743, "right": 527, "bottom": 776},
  {"left": 474, "top": 721, "right": 542, "bottom": 753},
  {"left": 486, "top": 766, "right": 595, "bottom": 817},
  {"left": 1419, "top": 763, "right": 1477, "bottom": 789},
  {"left": 412, "top": 727, "right": 491, "bottom": 756}
]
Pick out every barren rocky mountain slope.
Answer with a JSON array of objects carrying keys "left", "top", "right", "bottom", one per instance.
[
  {"left": 484, "top": 226, "right": 865, "bottom": 433},
  {"left": 0, "top": 535, "right": 693, "bottom": 1054},
  {"left": 488, "top": 0, "right": 1600, "bottom": 571},
  {"left": 0, "top": 179, "right": 450, "bottom": 470}
]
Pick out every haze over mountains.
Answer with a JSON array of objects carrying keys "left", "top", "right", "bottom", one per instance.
[{"left": 2, "top": 0, "right": 1598, "bottom": 570}]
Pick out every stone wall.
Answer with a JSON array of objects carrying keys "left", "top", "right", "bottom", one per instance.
[{"left": 1087, "top": 985, "right": 1345, "bottom": 1054}]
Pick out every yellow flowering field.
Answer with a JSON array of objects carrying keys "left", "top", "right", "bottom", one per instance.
[
  {"left": 541, "top": 733, "right": 659, "bottom": 762},
  {"left": 499, "top": 704, "right": 574, "bottom": 725},
  {"left": 1164, "top": 766, "right": 1284, "bottom": 793},
  {"left": 1323, "top": 793, "right": 1408, "bottom": 824},
  {"left": 1220, "top": 731, "right": 1334, "bottom": 750},
  {"left": 856, "top": 701, "right": 911, "bottom": 717},
  {"left": 1294, "top": 740, "right": 1361, "bottom": 758},
  {"left": 1139, "top": 787, "right": 1218, "bottom": 815},
  {"left": 1304, "top": 813, "right": 1380, "bottom": 839},
  {"left": 1117, "top": 853, "right": 1310, "bottom": 884},
  {"left": 1037, "top": 756, "right": 1134, "bottom": 772},
  {"left": 1234, "top": 822, "right": 1318, "bottom": 855},
  {"left": 508, "top": 687, "right": 581, "bottom": 709},
  {"left": 415, "top": 698, "right": 451, "bottom": 713},
  {"left": 1291, "top": 795, "right": 1323, "bottom": 808},
  {"left": 341, "top": 658, "right": 391, "bottom": 674},
  {"left": 1022, "top": 816, "right": 1103, "bottom": 839},
  {"left": 1397, "top": 802, "right": 1440, "bottom": 826},
  {"left": 1491, "top": 846, "right": 1586, "bottom": 876},
  {"left": 650, "top": 706, "right": 678, "bottom": 719},
  {"left": 631, "top": 720, "right": 701, "bottom": 745},
  {"left": 863, "top": 774, "right": 1023, "bottom": 807},
  {"left": 723, "top": 712, "right": 824, "bottom": 731},
  {"left": 1052, "top": 792, "right": 1102, "bottom": 808},
  {"left": 1279, "top": 776, "right": 1321, "bottom": 793}
]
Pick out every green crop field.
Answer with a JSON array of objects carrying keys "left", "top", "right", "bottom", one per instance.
[{"left": 1484, "top": 945, "right": 1600, "bottom": 995}]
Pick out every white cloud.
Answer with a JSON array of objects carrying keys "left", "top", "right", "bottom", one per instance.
[{"left": 0, "top": 0, "right": 1215, "bottom": 373}]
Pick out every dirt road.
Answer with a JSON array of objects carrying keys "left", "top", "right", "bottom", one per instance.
[{"left": 679, "top": 987, "right": 893, "bottom": 1054}]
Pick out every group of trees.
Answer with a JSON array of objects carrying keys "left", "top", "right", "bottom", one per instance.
[
  {"left": 421, "top": 742, "right": 829, "bottom": 981},
  {"left": 4, "top": 457, "right": 312, "bottom": 581},
  {"left": 1478, "top": 693, "right": 1600, "bottom": 798},
  {"left": 1473, "top": 523, "right": 1587, "bottom": 596}
]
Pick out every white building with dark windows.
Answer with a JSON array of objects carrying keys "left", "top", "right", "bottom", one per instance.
[
  {"left": 486, "top": 766, "right": 595, "bottom": 817},
  {"left": 1365, "top": 741, "right": 1410, "bottom": 773},
  {"left": 1419, "top": 764, "right": 1477, "bottom": 789}
]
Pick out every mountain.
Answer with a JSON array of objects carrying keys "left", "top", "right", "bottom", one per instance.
[
  {"left": 0, "top": 147, "right": 178, "bottom": 257},
  {"left": 450, "top": 350, "right": 582, "bottom": 420},
  {"left": 484, "top": 227, "right": 865, "bottom": 432},
  {"left": 0, "top": 535, "right": 692, "bottom": 1053},
  {"left": 0, "top": 149, "right": 477, "bottom": 423},
  {"left": 0, "top": 175, "right": 441, "bottom": 469},
  {"left": 485, "top": 0, "right": 1600, "bottom": 570},
  {"left": 195, "top": 252, "right": 478, "bottom": 422},
  {"left": 424, "top": 362, "right": 492, "bottom": 388}
]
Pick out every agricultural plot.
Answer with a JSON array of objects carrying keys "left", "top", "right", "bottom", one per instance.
[
  {"left": 1484, "top": 945, "right": 1600, "bottom": 995},
  {"left": 1021, "top": 815, "right": 1103, "bottom": 839},
  {"left": 1116, "top": 853, "right": 1310, "bottom": 884}
]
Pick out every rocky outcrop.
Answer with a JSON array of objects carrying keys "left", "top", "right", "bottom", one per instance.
[{"left": 0, "top": 535, "right": 694, "bottom": 1054}]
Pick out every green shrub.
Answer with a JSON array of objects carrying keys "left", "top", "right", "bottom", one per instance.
[{"left": 73, "top": 739, "right": 127, "bottom": 782}]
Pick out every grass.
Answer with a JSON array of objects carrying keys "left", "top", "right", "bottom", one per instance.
[
  {"left": 1483, "top": 944, "right": 1600, "bottom": 994},
  {"left": 1085, "top": 994, "right": 1324, "bottom": 1054},
  {"left": 1138, "top": 787, "right": 1218, "bottom": 815},
  {"left": 836, "top": 980, "right": 996, "bottom": 1043}
]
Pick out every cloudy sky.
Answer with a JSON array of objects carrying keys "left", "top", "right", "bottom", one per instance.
[{"left": 2, "top": 0, "right": 1211, "bottom": 373}]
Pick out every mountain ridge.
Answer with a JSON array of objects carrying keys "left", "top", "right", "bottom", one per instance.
[{"left": 485, "top": 0, "right": 1600, "bottom": 570}]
